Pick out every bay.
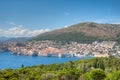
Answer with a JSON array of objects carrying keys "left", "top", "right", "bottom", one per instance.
[{"left": 0, "top": 52, "right": 94, "bottom": 69}]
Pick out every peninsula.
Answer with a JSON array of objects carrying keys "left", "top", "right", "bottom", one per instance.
[{"left": 6, "top": 40, "right": 119, "bottom": 58}]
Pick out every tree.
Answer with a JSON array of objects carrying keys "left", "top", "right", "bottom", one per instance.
[
  {"left": 93, "top": 58, "right": 105, "bottom": 70},
  {"left": 105, "top": 70, "right": 120, "bottom": 80},
  {"left": 21, "top": 64, "right": 24, "bottom": 68},
  {"left": 90, "top": 69, "right": 106, "bottom": 80},
  {"left": 83, "top": 72, "right": 92, "bottom": 80},
  {"left": 2, "top": 69, "right": 19, "bottom": 80}
]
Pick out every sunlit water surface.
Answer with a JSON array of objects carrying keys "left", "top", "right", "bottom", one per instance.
[{"left": 0, "top": 52, "right": 94, "bottom": 69}]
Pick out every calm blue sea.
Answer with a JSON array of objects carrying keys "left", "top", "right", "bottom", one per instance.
[{"left": 0, "top": 52, "right": 94, "bottom": 69}]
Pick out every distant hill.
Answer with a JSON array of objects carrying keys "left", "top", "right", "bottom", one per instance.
[
  {"left": 5, "top": 37, "right": 31, "bottom": 42},
  {"left": 0, "top": 36, "right": 31, "bottom": 42},
  {"left": 0, "top": 36, "right": 10, "bottom": 42},
  {"left": 31, "top": 22, "right": 120, "bottom": 43}
]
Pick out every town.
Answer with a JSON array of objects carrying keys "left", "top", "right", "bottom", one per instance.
[{"left": 6, "top": 40, "right": 120, "bottom": 58}]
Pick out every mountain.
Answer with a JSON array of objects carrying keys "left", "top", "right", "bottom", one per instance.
[
  {"left": 4, "top": 37, "right": 31, "bottom": 42},
  {"left": 0, "top": 36, "right": 31, "bottom": 42},
  {"left": 0, "top": 36, "right": 10, "bottom": 42},
  {"left": 31, "top": 22, "right": 120, "bottom": 43}
]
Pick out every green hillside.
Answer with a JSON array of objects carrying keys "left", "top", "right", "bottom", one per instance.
[
  {"left": 33, "top": 32, "right": 101, "bottom": 43},
  {"left": 31, "top": 22, "right": 120, "bottom": 43},
  {"left": 0, "top": 57, "right": 120, "bottom": 80}
]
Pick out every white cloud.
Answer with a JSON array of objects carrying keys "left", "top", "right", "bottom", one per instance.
[
  {"left": 28, "top": 29, "right": 49, "bottom": 36},
  {"left": 64, "top": 25, "right": 68, "bottom": 28},
  {"left": 0, "top": 26, "right": 49, "bottom": 37}
]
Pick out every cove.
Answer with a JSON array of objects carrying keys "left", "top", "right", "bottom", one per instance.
[{"left": 0, "top": 52, "right": 94, "bottom": 69}]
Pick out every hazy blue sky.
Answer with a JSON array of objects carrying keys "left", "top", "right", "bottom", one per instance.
[{"left": 0, "top": 0, "right": 120, "bottom": 37}]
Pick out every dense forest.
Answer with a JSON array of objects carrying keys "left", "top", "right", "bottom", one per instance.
[{"left": 0, "top": 56, "right": 120, "bottom": 80}]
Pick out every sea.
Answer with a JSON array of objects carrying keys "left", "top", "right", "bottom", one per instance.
[{"left": 0, "top": 52, "right": 94, "bottom": 69}]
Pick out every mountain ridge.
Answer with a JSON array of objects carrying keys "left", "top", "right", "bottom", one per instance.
[
  {"left": 31, "top": 22, "right": 120, "bottom": 43},
  {"left": 0, "top": 36, "right": 31, "bottom": 42}
]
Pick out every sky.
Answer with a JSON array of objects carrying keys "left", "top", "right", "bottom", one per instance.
[{"left": 0, "top": 0, "right": 120, "bottom": 37}]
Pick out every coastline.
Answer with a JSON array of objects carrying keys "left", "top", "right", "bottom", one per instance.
[
  {"left": 0, "top": 52, "right": 94, "bottom": 69},
  {"left": 1, "top": 40, "right": 120, "bottom": 58}
]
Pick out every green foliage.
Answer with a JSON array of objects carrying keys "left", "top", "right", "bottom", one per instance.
[
  {"left": 0, "top": 57, "right": 120, "bottom": 80},
  {"left": 83, "top": 69, "right": 106, "bottom": 80},
  {"left": 40, "top": 73, "right": 57, "bottom": 80},
  {"left": 32, "top": 32, "right": 101, "bottom": 43},
  {"left": 1, "top": 69, "right": 19, "bottom": 80},
  {"left": 90, "top": 69, "right": 106, "bottom": 80},
  {"left": 93, "top": 58, "right": 105, "bottom": 70},
  {"left": 83, "top": 72, "right": 92, "bottom": 80},
  {"left": 105, "top": 70, "right": 120, "bottom": 80},
  {"left": 57, "top": 69, "right": 81, "bottom": 80}
]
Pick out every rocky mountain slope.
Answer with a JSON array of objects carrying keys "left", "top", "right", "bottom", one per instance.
[{"left": 31, "top": 22, "right": 120, "bottom": 43}]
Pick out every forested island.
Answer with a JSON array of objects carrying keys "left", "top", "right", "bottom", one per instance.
[{"left": 0, "top": 57, "right": 120, "bottom": 80}]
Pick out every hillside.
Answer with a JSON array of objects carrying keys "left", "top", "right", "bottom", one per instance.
[
  {"left": 0, "top": 57, "right": 120, "bottom": 80},
  {"left": 31, "top": 22, "right": 120, "bottom": 43}
]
